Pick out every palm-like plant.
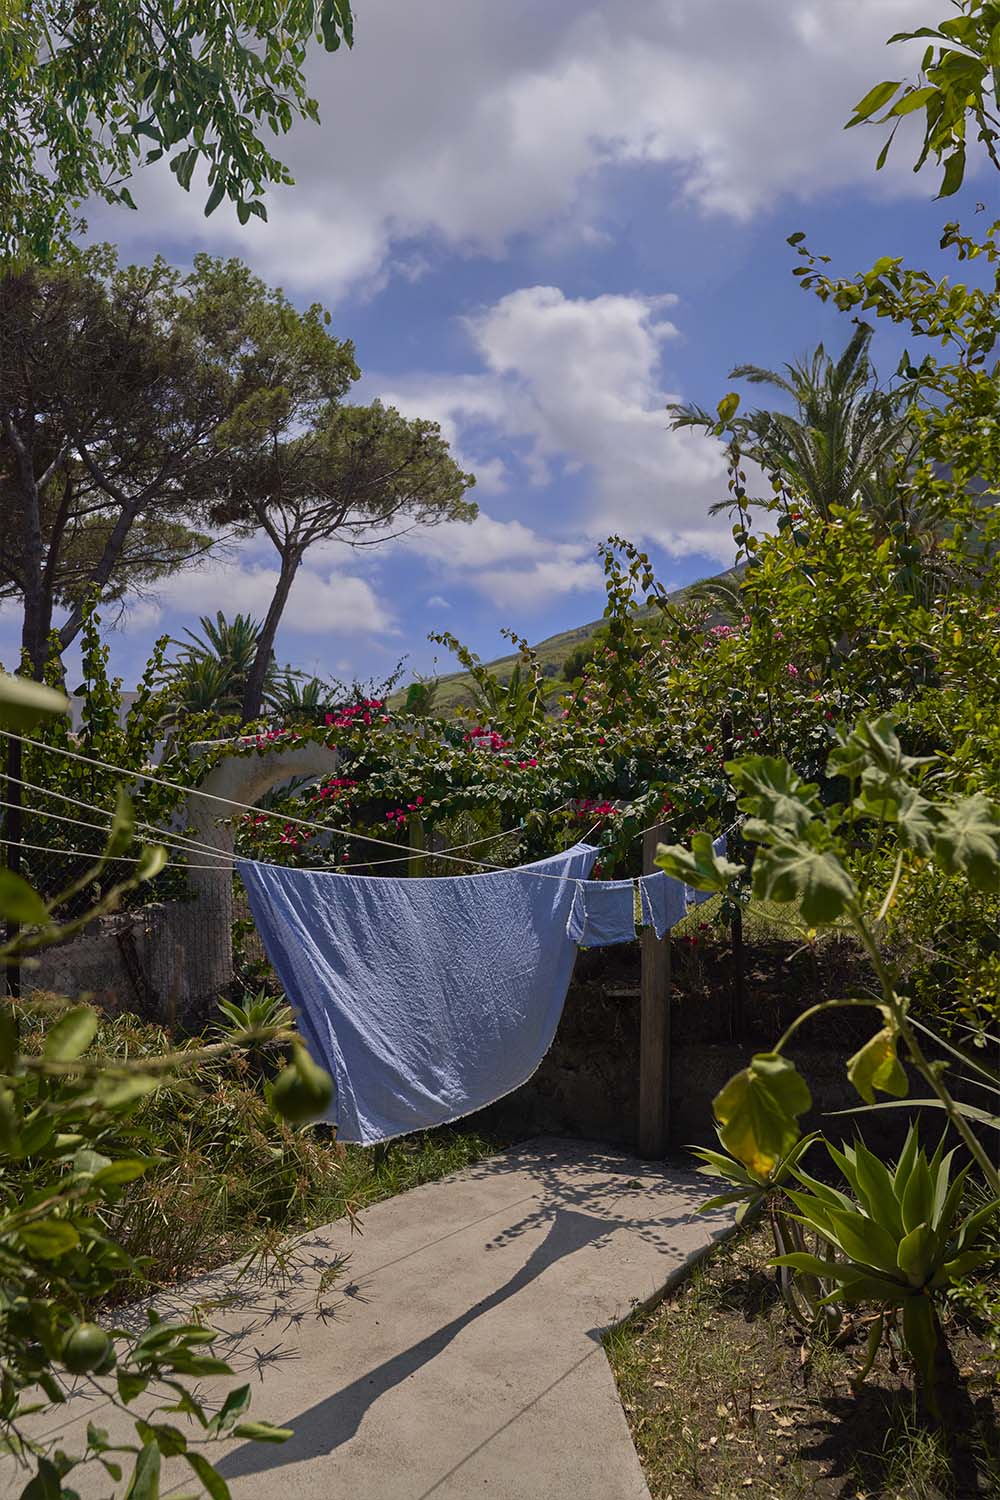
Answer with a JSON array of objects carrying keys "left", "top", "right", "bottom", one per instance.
[
  {"left": 264, "top": 672, "right": 341, "bottom": 726},
  {"left": 671, "top": 324, "right": 918, "bottom": 528},
  {"left": 158, "top": 612, "right": 278, "bottom": 728}
]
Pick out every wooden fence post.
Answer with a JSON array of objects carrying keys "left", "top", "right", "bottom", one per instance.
[
  {"left": 408, "top": 815, "right": 426, "bottom": 878},
  {"left": 638, "top": 822, "right": 671, "bottom": 1157}
]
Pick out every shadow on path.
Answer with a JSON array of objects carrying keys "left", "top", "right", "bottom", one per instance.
[{"left": 216, "top": 1205, "right": 614, "bottom": 1481}]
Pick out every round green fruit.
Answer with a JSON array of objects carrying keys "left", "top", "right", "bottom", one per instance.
[
  {"left": 61, "top": 1322, "right": 111, "bottom": 1375},
  {"left": 271, "top": 1049, "right": 333, "bottom": 1123}
]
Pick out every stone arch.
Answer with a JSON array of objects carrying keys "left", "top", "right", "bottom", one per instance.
[{"left": 176, "top": 740, "right": 340, "bottom": 1008}]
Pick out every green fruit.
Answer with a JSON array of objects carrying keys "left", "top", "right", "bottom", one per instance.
[
  {"left": 61, "top": 1322, "right": 111, "bottom": 1375},
  {"left": 271, "top": 1047, "right": 333, "bottom": 1123}
]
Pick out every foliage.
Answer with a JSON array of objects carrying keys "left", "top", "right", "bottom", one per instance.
[
  {"left": 0, "top": 0, "right": 353, "bottom": 258},
  {"left": 772, "top": 1125, "right": 1000, "bottom": 1404},
  {"left": 670, "top": 324, "right": 915, "bottom": 526},
  {"left": 0, "top": 250, "right": 357, "bottom": 673},
  {"left": 0, "top": 669, "right": 335, "bottom": 1498},
  {"left": 850, "top": 0, "right": 1000, "bottom": 196},
  {"left": 213, "top": 398, "right": 477, "bottom": 721},
  {"left": 659, "top": 713, "right": 1000, "bottom": 1404}
]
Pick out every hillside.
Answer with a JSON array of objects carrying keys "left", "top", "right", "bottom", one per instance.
[{"left": 397, "top": 568, "right": 735, "bottom": 712}]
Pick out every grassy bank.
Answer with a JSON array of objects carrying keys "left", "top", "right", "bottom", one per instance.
[
  {"left": 607, "top": 1223, "right": 1000, "bottom": 1500},
  {"left": 21, "top": 1002, "right": 502, "bottom": 1300}
]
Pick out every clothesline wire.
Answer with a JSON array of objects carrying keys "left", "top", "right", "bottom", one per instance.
[
  {"left": 0, "top": 767, "right": 573, "bottom": 872},
  {"left": 0, "top": 839, "right": 228, "bottom": 871},
  {"left": 0, "top": 793, "right": 232, "bottom": 868},
  {"left": 0, "top": 730, "right": 732, "bottom": 884},
  {"left": 0, "top": 773, "right": 232, "bottom": 863},
  {"left": 0, "top": 730, "right": 613, "bottom": 877}
]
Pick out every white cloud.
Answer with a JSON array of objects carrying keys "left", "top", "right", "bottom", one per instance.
[
  {"left": 426, "top": 595, "right": 451, "bottom": 610},
  {"left": 90, "top": 0, "right": 930, "bottom": 296},
  {"left": 147, "top": 554, "right": 396, "bottom": 639},
  {"left": 384, "top": 285, "right": 735, "bottom": 562}
]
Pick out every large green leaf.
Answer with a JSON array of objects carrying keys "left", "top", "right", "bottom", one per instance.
[
  {"left": 0, "top": 673, "right": 69, "bottom": 732},
  {"left": 713, "top": 1054, "right": 811, "bottom": 1179},
  {"left": 901, "top": 1295, "right": 940, "bottom": 1392},
  {"left": 897, "top": 1222, "right": 935, "bottom": 1286},
  {"left": 752, "top": 841, "right": 856, "bottom": 924},
  {"left": 17, "top": 1218, "right": 80, "bottom": 1258},
  {"left": 726, "top": 755, "right": 820, "bottom": 836},
  {"left": 824, "top": 1206, "right": 902, "bottom": 1276},
  {"left": 933, "top": 794, "right": 1000, "bottom": 890},
  {"left": 0, "top": 872, "right": 49, "bottom": 927},
  {"left": 124, "top": 1439, "right": 161, "bottom": 1500},
  {"left": 846, "top": 1026, "right": 909, "bottom": 1105},
  {"left": 655, "top": 831, "right": 744, "bottom": 892},
  {"left": 43, "top": 1005, "right": 98, "bottom": 1062}
]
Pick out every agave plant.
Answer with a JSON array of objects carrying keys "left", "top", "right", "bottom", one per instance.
[
  {"left": 694, "top": 1129, "right": 842, "bottom": 1335},
  {"left": 774, "top": 1125, "right": 1000, "bottom": 1407}
]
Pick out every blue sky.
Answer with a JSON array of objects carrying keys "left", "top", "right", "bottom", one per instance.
[{"left": 4, "top": 0, "right": 990, "bottom": 691}]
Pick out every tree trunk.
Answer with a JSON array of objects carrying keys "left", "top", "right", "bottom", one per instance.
[{"left": 240, "top": 549, "right": 302, "bottom": 723}]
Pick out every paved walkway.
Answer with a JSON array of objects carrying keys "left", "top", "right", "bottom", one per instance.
[{"left": 25, "top": 1138, "right": 734, "bottom": 1499}]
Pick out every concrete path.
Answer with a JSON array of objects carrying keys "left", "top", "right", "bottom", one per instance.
[{"left": 23, "top": 1138, "right": 734, "bottom": 1500}]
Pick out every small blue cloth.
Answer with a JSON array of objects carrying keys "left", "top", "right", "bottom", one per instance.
[
  {"left": 237, "top": 843, "right": 598, "bottom": 1144},
  {"left": 638, "top": 871, "right": 688, "bottom": 939},
  {"left": 566, "top": 878, "right": 637, "bottom": 947}
]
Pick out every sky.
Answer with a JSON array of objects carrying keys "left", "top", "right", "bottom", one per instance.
[{"left": 3, "top": 0, "right": 992, "bottom": 691}]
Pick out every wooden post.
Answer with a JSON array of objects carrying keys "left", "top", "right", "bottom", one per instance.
[
  {"left": 638, "top": 823, "right": 671, "bottom": 1157},
  {"left": 408, "top": 814, "right": 426, "bottom": 878}
]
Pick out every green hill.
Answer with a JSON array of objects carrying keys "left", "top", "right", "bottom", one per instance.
[{"left": 394, "top": 568, "right": 735, "bottom": 713}]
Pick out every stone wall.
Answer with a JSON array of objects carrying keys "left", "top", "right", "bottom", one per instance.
[
  {"left": 474, "top": 936, "right": 975, "bottom": 1158},
  {"left": 23, "top": 898, "right": 226, "bottom": 1026}
]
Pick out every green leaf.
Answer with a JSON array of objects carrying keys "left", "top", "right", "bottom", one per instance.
[
  {"left": 901, "top": 1295, "right": 940, "bottom": 1392},
  {"left": 207, "top": 1383, "right": 251, "bottom": 1435},
  {"left": 769, "top": 1252, "right": 842, "bottom": 1277},
  {"left": 847, "top": 79, "right": 902, "bottom": 125},
  {"left": 716, "top": 392, "right": 740, "bottom": 425},
  {"left": 117, "top": 1370, "right": 150, "bottom": 1403},
  {"left": 18, "top": 1218, "right": 80, "bottom": 1258},
  {"left": 204, "top": 178, "right": 226, "bottom": 217},
  {"left": 43, "top": 1005, "right": 99, "bottom": 1062},
  {"left": 850, "top": 1140, "right": 904, "bottom": 1239},
  {"left": 847, "top": 1027, "right": 909, "bottom": 1105},
  {"left": 752, "top": 842, "right": 855, "bottom": 925},
  {"left": 889, "top": 85, "right": 938, "bottom": 117},
  {"left": 902, "top": 1154, "right": 934, "bottom": 1236},
  {"left": 184, "top": 1452, "right": 230, "bottom": 1500},
  {"left": 655, "top": 832, "right": 744, "bottom": 892},
  {"left": 897, "top": 1222, "right": 935, "bottom": 1286},
  {"left": 92, "top": 1159, "right": 153, "bottom": 1186},
  {"left": 124, "top": 1438, "right": 161, "bottom": 1500},
  {"left": 727, "top": 755, "right": 820, "bottom": 836},
  {"left": 0, "top": 1005, "right": 17, "bottom": 1070},
  {"left": 712, "top": 1054, "right": 811, "bottom": 1179},
  {"left": 933, "top": 794, "right": 1000, "bottom": 890},
  {"left": 137, "top": 845, "right": 167, "bottom": 881},
  {"left": 937, "top": 145, "right": 967, "bottom": 198},
  {"left": 0, "top": 673, "right": 69, "bottom": 732},
  {"left": 0, "top": 873, "right": 50, "bottom": 927},
  {"left": 19, "top": 1455, "right": 62, "bottom": 1500},
  {"left": 107, "top": 789, "right": 135, "bottom": 858},
  {"left": 231, "top": 1422, "right": 293, "bottom": 1443},
  {"left": 824, "top": 1207, "right": 902, "bottom": 1277}
]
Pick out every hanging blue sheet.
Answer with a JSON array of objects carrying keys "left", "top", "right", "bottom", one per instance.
[
  {"left": 638, "top": 871, "right": 688, "bottom": 940},
  {"left": 566, "top": 877, "right": 637, "bottom": 947},
  {"left": 237, "top": 843, "right": 598, "bottom": 1145}
]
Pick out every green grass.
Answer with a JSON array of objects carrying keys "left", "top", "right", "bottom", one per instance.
[
  {"left": 20, "top": 1003, "right": 501, "bottom": 1301},
  {"left": 606, "top": 1222, "right": 1000, "bottom": 1500}
]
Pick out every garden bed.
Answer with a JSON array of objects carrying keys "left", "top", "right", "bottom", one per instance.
[{"left": 607, "top": 1223, "right": 1000, "bottom": 1500}]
